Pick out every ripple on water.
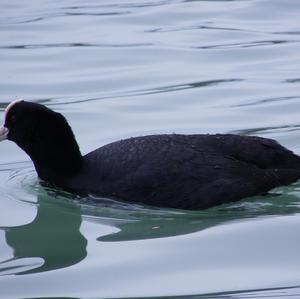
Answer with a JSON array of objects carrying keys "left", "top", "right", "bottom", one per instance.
[{"left": 1, "top": 0, "right": 300, "bottom": 298}]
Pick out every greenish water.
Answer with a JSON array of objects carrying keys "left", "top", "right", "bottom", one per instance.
[{"left": 1, "top": 0, "right": 300, "bottom": 298}]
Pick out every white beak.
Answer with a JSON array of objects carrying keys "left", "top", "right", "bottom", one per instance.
[{"left": 0, "top": 126, "right": 8, "bottom": 141}]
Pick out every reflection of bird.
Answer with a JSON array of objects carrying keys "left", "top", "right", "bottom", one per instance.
[
  {"left": 5, "top": 191, "right": 87, "bottom": 275},
  {"left": 1, "top": 99, "right": 300, "bottom": 210}
]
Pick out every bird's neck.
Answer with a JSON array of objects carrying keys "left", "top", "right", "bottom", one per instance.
[{"left": 28, "top": 141, "right": 83, "bottom": 184}]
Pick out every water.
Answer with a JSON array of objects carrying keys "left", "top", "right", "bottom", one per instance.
[{"left": 1, "top": 0, "right": 300, "bottom": 298}]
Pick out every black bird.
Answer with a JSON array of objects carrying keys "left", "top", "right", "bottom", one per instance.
[{"left": 1, "top": 99, "right": 300, "bottom": 210}]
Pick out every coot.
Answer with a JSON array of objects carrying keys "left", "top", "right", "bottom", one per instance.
[{"left": 1, "top": 100, "right": 300, "bottom": 210}]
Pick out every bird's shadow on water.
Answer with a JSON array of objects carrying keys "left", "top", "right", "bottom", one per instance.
[{"left": 2, "top": 172, "right": 300, "bottom": 275}]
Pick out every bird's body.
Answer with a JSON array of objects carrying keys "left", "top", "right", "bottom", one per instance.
[
  {"left": 1, "top": 100, "right": 300, "bottom": 210},
  {"left": 63, "top": 133, "right": 300, "bottom": 209}
]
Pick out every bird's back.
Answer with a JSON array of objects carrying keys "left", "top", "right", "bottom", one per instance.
[{"left": 69, "top": 134, "right": 300, "bottom": 209}]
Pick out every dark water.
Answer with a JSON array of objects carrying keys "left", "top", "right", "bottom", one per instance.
[{"left": 1, "top": 0, "right": 300, "bottom": 298}]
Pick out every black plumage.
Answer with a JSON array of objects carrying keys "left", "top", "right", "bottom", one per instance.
[{"left": 2, "top": 100, "right": 300, "bottom": 210}]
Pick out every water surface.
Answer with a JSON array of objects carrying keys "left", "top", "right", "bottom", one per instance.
[{"left": 1, "top": 0, "right": 300, "bottom": 298}]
